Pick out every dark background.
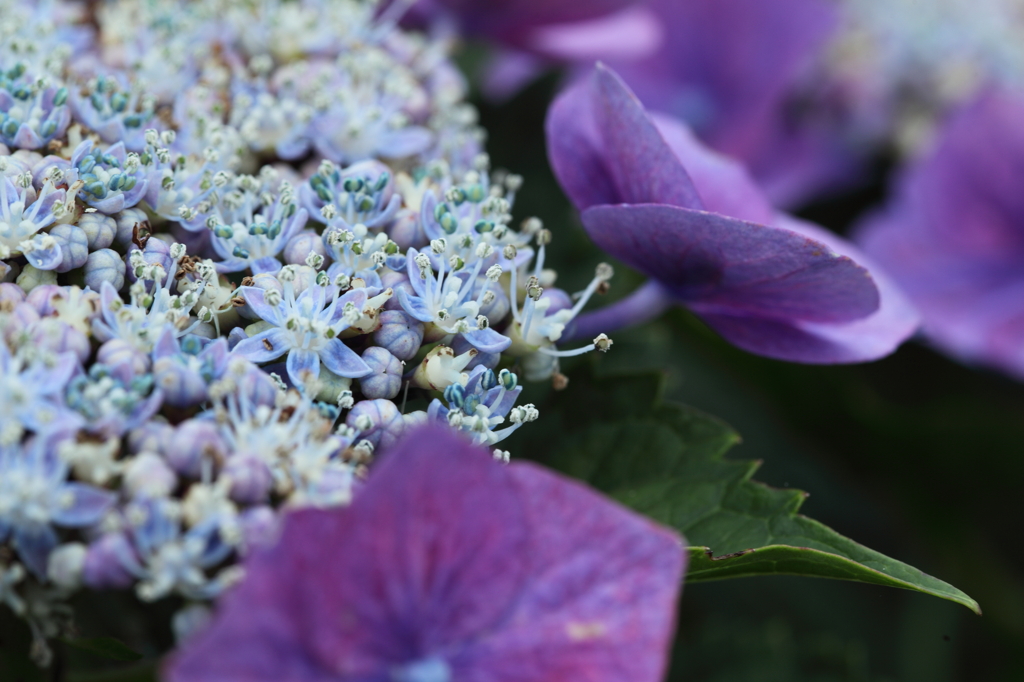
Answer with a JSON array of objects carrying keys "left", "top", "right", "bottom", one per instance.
[{"left": 479, "top": 69, "right": 1024, "bottom": 682}]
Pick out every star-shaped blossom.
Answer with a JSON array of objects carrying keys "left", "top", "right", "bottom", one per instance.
[
  {"left": 548, "top": 65, "right": 918, "bottom": 364},
  {"left": 427, "top": 365, "right": 535, "bottom": 445},
  {"left": 0, "top": 342, "right": 81, "bottom": 444},
  {"left": 60, "top": 139, "right": 150, "bottom": 214},
  {"left": 0, "top": 429, "right": 115, "bottom": 578},
  {"left": 0, "top": 171, "right": 67, "bottom": 267},
  {"left": 167, "top": 424, "right": 686, "bottom": 682},
  {"left": 397, "top": 246, "right": 511, "bottom": 354},
  {"left": 232, "top": 273, "right": 373, "bottom": 389}
]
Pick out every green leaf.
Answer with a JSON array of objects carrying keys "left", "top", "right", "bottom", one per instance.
[
  {"left": 511, "top": 364, "right": 980, "bottom": 614},
  {"left": 61, "top": 637, "right": 143, "bottom": 663}
]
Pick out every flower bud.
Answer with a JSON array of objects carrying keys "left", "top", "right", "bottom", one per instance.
[
  {"left": 451, "top": 335, "right": 499, "bottom": 370},
  {"left": 239, "top": 506, "right": 280, "bottom": 554},
  {"left": 97, "top": 337, "right": 150, "bottom": 375},
  {"left": 388, "top": 210, "right": 426, "bottom": 250},
  {"left": 114, "top": 207, "right": 150, "bottom": 248},
  {"left": 540, "top": 287, "right": 573, "bottom": 315},
  {"left": 173, "top": 604, "right": 212, "bottom": 644},
  {"left": 47, "top": 542, "right": 87, "bottom": 590},
  {"left": 123, "top": 452, "right": 178, "bottom": 498},
  {"left": 283, "top": 229, "right": 327, "bottom": 266},
  {"left": 84, "top": 248, "right": 126, "bottom": 290},
  {"left": 358, "top": 346, "right": 403, "bottom": 399},
  {"left": 49, "top": 224, "right": 89, "bottom": 273},
  {"left": 223, "top": 454, "right": 273, "bottom": 504},
  {"left": 78, "top": 212, "right": 117, "bottom": 250},
  {"left": 154, "top": 356, "right": 209, "bottom": 408},
  {"left": 31, "top": 317, "right": 90, "bottom": 362},
  {"left": 235, "top": 361, "right": 279, "bottom": 407},
  {"left": 1, "top": 301, "right": 38, "bottom": 346},
  {"left": 167, "top": 419, "right": 228, "bottom": 477},
  {"left": 82, "top": 534, "right": 137, "bottom": 590},
  {"left": 345, "top": 399, "right": 403, "bottom": 450},
  {"left": 16, "top": 264, "right": 57, "bottom": 291},
  {"left": 0, "top": 282, "right": 26, "bottom": 310},
  {"left": 373, "top": 310, "right": 424, "bottom": 361},
  {"left": 126, "top": 236, "right": 173, "bottom": 286},
  {"left": 127, "top": 420, "right": 174, "bottom": 455},
  {"left": 25, "top": 284, "right": 63, "bottom": 315}
]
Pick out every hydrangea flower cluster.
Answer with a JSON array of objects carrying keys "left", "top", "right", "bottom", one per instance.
[{"left": 0, "top": 0, "right": 622, "bottom": 659}]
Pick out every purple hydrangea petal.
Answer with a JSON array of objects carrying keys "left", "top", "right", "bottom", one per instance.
[
  {"left": 240, "top": 286, "right": 285, "bottom": 326},
  {"left": 286, "top": 348, "right": 321, "bottom": 387},
  {"left": 233, "top": 328, "right": 291, "bottom": 363},
  {"left": 650, "top": 113, "right": 775, "bottom": 225},
  {"left": 604, "top": 0, "right": 854, "bottom": 207},
  {"left": 319, "top": 339, "right": 371, "bottom": 379},
  {"left": 525, "top": 6, "right": 663, "bottom": 61},
  {"left": 582, "top": 203, "right": 879, "bottom": 323},
  {"left": 50, "top": 483, "right": 116, "bottom": 527},
  {"left": 13, "top": 525, "right": 58, "bottom": 579},
  {"left": 395, "top": 286, "right": 435, "bottom": 323},
  {"left": 166, "top": 425, "right": 684, "bottom": 682},
  {"left": 546, "top": 64, "right": 702, "bottom": 211},
  {"left": 461, "top": 327, "right": 513, "bottom": 354}
]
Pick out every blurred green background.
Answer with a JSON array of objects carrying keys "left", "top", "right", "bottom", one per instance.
[{"left": 480, "top": 69, "right": 1024, "bottom": 682}]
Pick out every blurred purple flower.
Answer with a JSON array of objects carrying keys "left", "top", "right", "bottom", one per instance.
[
  {"left": 549, "top": 65, "right": 918, "bottom": 363},
  {"left": 410, "top": 0, "right": 662, "bottom": 100},
  {"left": 166, "top": 425, "right": 685, "bottom": 682},
  {"left": 602, "top": 0, "right": 858, "bottom": 208},
  {"left": 856, "top": 89, "right": 1024, "bottom": 377}
]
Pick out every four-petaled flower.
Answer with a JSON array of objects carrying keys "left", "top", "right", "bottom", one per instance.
[{"left": 167, "top": 425, "right": 686, "bottom": 682}]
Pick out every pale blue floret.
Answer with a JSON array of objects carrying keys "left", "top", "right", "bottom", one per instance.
[
  {"left": 69, "top": 73, "right": 157, "bottom": 151},
  {"left": 65, "top": 363, "right": 164, "bottom": 439},
  {"left": 0, "top": 171, "right": 66, "bottom": 264},
  {"left": 323, "top": 222, "right": 399, "bottom": 289},
  {"left": 64, "top": 140, "right": 150, "bottom": 214},
  {"left": 207, "top": 389, "right": 358, "bottom": 508},
  {"left": 152, "top": 329, "right": 230, "bottom": 408},
  {"left": 232, "top": 273, "right": 373, "bottom": 389},
  {"left": 0, "top": 343, "right": 81, "bottom": 444},
  {"left": 0, "top": 430, "right": 115, "bottom": 578},
  {"left": 0, "top": 62, "right": 70, "bottom": 150},
  {"left": 91, "top": 247, "right": 209, "bottom": 355},
  {"left": 230, "top": 83, "right": 313, "bottom": 160},
  {"left": 118, "top": 498, "right": 236, "bottom": 602},
  {"left": 427, "top": 366, "right": 535, "bottom": 445},
  {"left": 301, "top": 159, "right": 402, "bottom": 232},
  {"left": 397, "top": 246, "right": 511, "bottom": 354},
  {"left": 202, "top": 177, "right": 307, "bottom": 275}
]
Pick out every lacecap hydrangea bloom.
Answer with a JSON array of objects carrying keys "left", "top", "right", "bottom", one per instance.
[{"left": 0, "top": 0, "right": 634, "bottom": 663}]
